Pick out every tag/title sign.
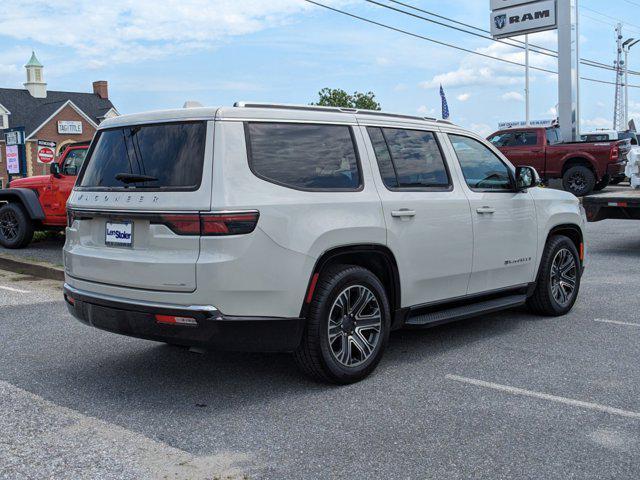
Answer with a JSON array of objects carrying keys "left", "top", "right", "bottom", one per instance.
[
  {"left": 490, "top": 0, "right": 557, "bottom": 39},
  {"left": 58, "top": 120, "right": 83, "bottom": 135}
]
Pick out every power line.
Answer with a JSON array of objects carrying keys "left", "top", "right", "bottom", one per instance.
[
  {"left": 624, "top": 0, "right": 640, "bottom": 8},
  {"left": 580, "top": 5, "right": 640, "bottom": 33},
  {"left": 303, "top": 0, "right": 640, "bottom": 88},
  {"left": 303, "top": 0, "right": 556, "bottom": 74},
  {"left": 371, "top": 0, "right": 640, "bottom": 76}
]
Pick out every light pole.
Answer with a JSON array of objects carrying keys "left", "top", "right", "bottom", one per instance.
[{"left": 623, "top": 38, "right": 640, "bottom": 128}]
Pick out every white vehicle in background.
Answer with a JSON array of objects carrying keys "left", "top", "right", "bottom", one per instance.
[{"left": 63, "top": 103, "right": 586, "bottom": 383}]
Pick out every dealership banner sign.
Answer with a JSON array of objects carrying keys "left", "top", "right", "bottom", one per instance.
[
  {"left": 490, "top": 0, "right": 557, "bottom": 39},
  {"left": 6, "top": 145, "right": 20, "bottom": 174}
]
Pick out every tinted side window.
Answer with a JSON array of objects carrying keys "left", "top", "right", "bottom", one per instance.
[
  {"left": 509, "top": 131, "right": 538, "bottom": 146},
  {"left": 367, "top": 127, "right": 449, "bottom": 189},
  {"left": 246, "top": 123, "right": 361, "bottom": 190},
  {"left": 366, "top": 127, "right": 398, "bottom": 188},
  {"left": 449, "top": 135, "right": 513, "bottom": 191}
]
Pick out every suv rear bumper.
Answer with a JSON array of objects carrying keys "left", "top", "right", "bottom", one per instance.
[{"left": 63, "top": 284, "right": 305, "bottom": 352}]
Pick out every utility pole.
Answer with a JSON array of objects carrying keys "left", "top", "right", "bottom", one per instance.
[
  {"left": 525, "top": 34, "right": 530, "bottom": 126},
  {"left": 614, "top": 24, "right": 626, "bottom": 131},
  {"left": 622, "top": 38, "right": 640, "bottom": 127}
]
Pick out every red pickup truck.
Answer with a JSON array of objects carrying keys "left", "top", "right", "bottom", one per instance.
[
  {"left": 0, "top": 142, "right": 89, "bottom": 248},
  {"left": 488, "top": 127, "right": 626, "bottom": 196}
]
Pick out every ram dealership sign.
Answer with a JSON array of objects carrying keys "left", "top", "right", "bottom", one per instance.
[{"left": 491, "top": 0, "right": 557, "bottom": 39}]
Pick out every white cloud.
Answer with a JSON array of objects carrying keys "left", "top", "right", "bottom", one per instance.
[
  {"left": 502, "top": 91, "right": 524, "bottom": 102},
  {"left": 417, "top": 105, "right": 436, "bottom": 115},
  {"left": 0, "top": 0, "right": 353, "bottom": 66},
  {"left": 419, "top": 41, "right": 556, "bottom": 90},
  {"left": 457, "top": 93, "right": 471, "bottom": 102},
  {"left": 469, "top": 123, "right": 494, "bottom": 137},
  {"left": 581, "top": 117, "right": 612, "bottom": 130},
  {"left": 394, "top": 83, "right": 408, "bottom": 92},
  {"left": 547, "top": 107, "right": 557, "bottom": 116}
]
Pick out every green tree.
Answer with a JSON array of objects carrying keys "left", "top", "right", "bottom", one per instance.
[{"left": 312, "top": 88, "right": 381, "bottom": 110}]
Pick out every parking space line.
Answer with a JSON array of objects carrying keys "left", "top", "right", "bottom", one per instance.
[
  {"left": 593, "top": 318, "right": 640, "bottom": 327},
  {"left": 446, "top": 374, "right": 640, "bottom": 420},
  {"left": 0, "top": 285, "right": 30, "bottom": 294}
]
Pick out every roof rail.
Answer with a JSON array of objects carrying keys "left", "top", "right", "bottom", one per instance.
[{"left": 234, "top": 101, "right": 440, "bottom": 123}]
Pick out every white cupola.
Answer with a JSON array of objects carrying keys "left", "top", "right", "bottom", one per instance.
[{"left": 24, "top": 51, "right": 47, "bottom": 98}]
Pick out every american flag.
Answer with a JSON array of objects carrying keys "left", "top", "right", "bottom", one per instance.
[{"left": 440, "top": 84, "right": 450, "bottom": 120}]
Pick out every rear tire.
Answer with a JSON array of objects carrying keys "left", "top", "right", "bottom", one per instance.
[
  {"left": 563, "top": 165, "right": 595, "bottom": 196},
  {"left": 593, "top": 174, "right": 610, "bottom": 191},
  {"left": 294, "top": 264, "right": 390, "bottom": 384},
  {"left": 0, "top": 203, "right": 34, "bottom": 249},
  {"left": 527, "top": 235, "right": 581, "bottom": 316}
]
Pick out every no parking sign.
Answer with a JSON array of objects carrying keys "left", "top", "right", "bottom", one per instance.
[{"left": 37, "top": 140, "right": 57, "bottom": 164}]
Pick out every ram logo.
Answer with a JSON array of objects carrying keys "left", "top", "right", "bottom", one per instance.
[{"left": 494, "top": 14, "right": 507, "bottom": 30}]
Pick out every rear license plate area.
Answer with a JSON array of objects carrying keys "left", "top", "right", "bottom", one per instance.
[{"left": 105, "top": 221, "right": 133, "bottom": 247}]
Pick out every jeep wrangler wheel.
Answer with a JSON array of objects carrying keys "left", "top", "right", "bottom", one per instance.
[
  {"left": 563, "top": 166, "right": 595, "bottom": 197},
  {"left": 294, "top": 265, "right": 390, "bottom": 384},
  {"left": 527, "top": 235, "right": 581, "bottom": 316},
  {"left": 0, "top": 203, "right": 35, "bottom": 249}
]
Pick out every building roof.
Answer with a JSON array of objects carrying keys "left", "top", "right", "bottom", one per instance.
[
  {"left": 0, "top": 88, "right": 115, "bottom": 137},
  {"left": 25, "top": 51, "right": 43, "bottom": 68}
]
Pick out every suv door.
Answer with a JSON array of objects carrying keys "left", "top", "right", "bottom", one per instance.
[
  {"left": 446, "top": 134, "right": 537, "bottom": 294},
  {"left": 362, "top": 125, "right": 473, "bottom": 307}
]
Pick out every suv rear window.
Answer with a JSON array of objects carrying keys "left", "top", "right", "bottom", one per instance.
[
  {"left": 78, "top": 122, "right": 206, "bottom": 190},
  {"left": 246, "top": 123, "right": 361, "bottom": 191}
]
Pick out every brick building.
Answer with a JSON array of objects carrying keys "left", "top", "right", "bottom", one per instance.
[{"left": 0, "top": 52, "right": 118, "bottom": 187}]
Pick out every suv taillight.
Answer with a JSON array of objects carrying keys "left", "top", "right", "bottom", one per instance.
[
  {"left": 67, "top": 210, "right": 76, "bottom": 227},
  {"left": 611, "top": 144, "right": 620, "bottom": 161},
  {"left": 156, "top": 211, "right": 259, "bottom": 236}
]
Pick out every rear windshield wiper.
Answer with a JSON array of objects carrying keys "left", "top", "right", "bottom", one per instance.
[{"left": 115, "top": 173, "right": 159, "bottom": 184}]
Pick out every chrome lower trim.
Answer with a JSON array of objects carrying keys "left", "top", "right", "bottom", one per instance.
[{"left": 63, "top": 283, "right": 219, "bottom": 314}]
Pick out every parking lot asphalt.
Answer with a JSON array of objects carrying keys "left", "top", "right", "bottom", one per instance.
[{"left": 1, "top": 219, "right": 640, "bottom": 479}]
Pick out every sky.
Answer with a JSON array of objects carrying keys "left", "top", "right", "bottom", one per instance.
[{"left": 1, "top": 0, "right": 639, "bottom": 137}]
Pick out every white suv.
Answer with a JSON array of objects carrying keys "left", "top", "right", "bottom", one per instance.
[{"left": 64, "top": 103, "right": 586, "bottom": 383}]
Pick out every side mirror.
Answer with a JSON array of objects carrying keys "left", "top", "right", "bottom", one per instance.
[
  {"left": 516, "top": 166, "right": 541, "bottom": 190},
  {"left": 50, "top": 163, "right": 61, "bottom": 177}
]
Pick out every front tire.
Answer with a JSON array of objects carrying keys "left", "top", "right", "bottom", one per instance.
[
  {"left": 527, "top": 235, "right": 581, "bottom": 316},
  {"left": 294, "top": 265, "right": 391, "bottom": 384},
  {"left": 0, "top": 203, "right": 34, "bottom": 249},
  {"left": 563, "top": 166, "right": 595, "bottom": 196}
]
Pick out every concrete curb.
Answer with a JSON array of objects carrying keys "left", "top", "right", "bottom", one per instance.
[{"left": 0, "top": 253, "right": 64, "bottom": 281}]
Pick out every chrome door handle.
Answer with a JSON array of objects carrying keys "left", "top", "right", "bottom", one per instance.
[
  {"left": 476, "top": 206, "right": 496, "bottom": 214},
  {"left": 391, "top": 209, "right": 416, "bottom": 218}
]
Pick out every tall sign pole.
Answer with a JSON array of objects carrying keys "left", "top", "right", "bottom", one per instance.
[
  {"left": 490, "top": 0, "right": 559, "bottom": 129},
  {"left": 525, "top": 34, "right": 530, "bottom": 126},
  {"left": 557, "top": 0, "right": 580, "bottom": 142}
]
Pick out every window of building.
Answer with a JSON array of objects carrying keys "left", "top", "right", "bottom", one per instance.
[
  {"left": 366, "top": 127, "right": 450, "bottom": 189},
  {"left": 246, "top": 122, "right": 361, "bottom": 191}
]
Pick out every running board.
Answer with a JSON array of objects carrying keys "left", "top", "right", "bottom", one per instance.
[{"left": 405, "top": 294, "right": 527, "bottom": 327}]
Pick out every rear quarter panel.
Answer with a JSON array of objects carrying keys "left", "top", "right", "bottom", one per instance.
[{"left": 206, "top": 120, "right": 386, "bottom": 318}]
